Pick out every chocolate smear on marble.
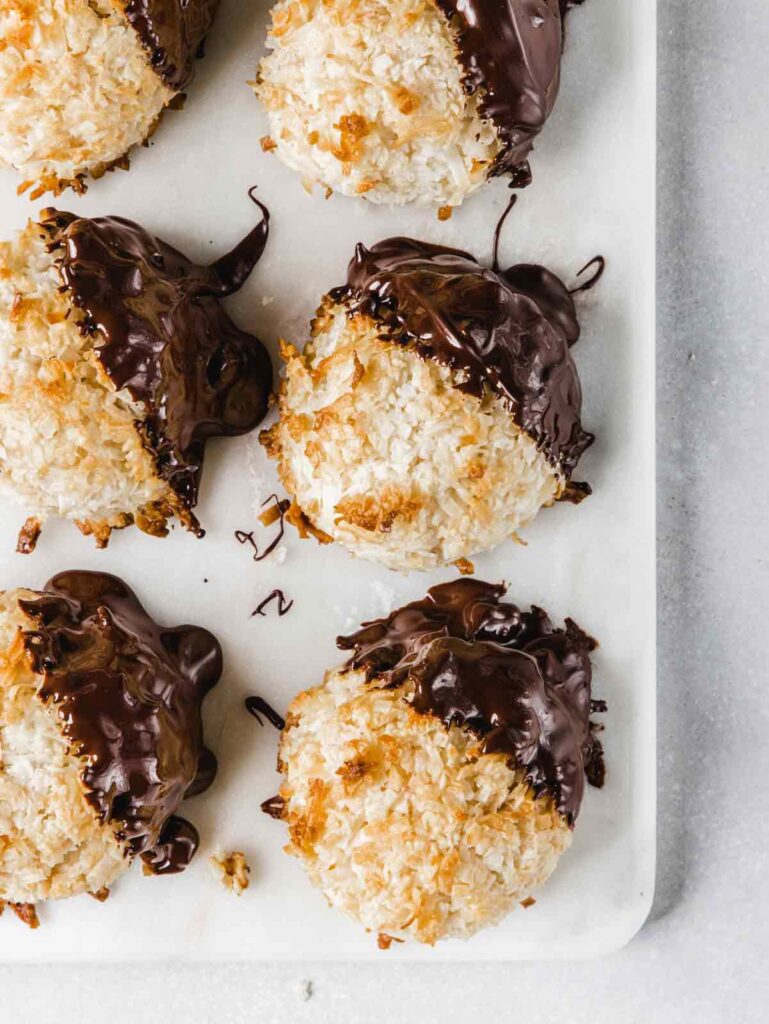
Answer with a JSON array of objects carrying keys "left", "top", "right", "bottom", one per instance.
[
  {"left": 123, "top": 0, "right": 221, "bottom": 91},
  {"left": 18, "top": 570, "right": 220, "bottom": 872},
  {"left": 39, "top": 194, "right": 272, "bottom": 518},
  {"left": 245, "top": 696, "right": 286, "bottom": 731},
  {"left": 338, "top": 577, "right": 604, "bottom": 824},
  {"left": 434, "top": 0, "right": 585, "bottom": 181},
  {"left": 333, "top": 236, "right": 593, "bottom": 476}
]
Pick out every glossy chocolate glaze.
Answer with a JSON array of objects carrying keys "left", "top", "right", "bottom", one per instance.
[
  {"left": 338, "top": 578, "right": 604, "bottom": 823},
  {"left": 39, "top": 201, "right": 272, "bottom": 512},
  {"left": 435, "top": 0, "right": 583, "bottom": 178},
  {"left": 123, "top": 0, "right": 220, "bottom": 91},
  {"left": 19, "top": 571, "right": 221, "bottom": 873},
  {"left": 333, "top": 237, "right": 592, "bottom": 476}
]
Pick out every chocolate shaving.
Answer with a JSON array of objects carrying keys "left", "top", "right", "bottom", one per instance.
[
  {"left": 260, "top": 795, "right": 286, "bottom": 819},
  {"left": 245, "top": 696, "right": 286, "bottom": 730},
  {"left": 558, "top": 480, "right": 592, "bottom": 504}
]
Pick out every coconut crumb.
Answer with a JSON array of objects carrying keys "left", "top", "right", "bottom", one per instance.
[
  {"left": 0, "top": 900, "right": 40, "bottom": 929},
  {"left": 15, "top": 517, "right": 41, "bottom": 555},
  {"left": 210, "top": 851, "right": 251, "bottom": 895},
  {"left": 453, "top": 557, "right": 475, "bottom": 576}
]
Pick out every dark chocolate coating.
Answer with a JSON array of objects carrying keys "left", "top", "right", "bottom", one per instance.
[
  {"left": 435, "top": 0, "right": 582, "bottom": 179},
  {"left": 338, "top": 578, "right": 604, "bottom": 824},
  {"left": 19, "top": 571, "right": 221, "bottom": 873},
  {"left": 332, "top": 237, "right": 592, "bottom": 476},
  {"left": 39, "top": 205, "right": 272, "bottom": 510},
  {"left": 123, "top": 0, "right": 220, "bottom": 91}
]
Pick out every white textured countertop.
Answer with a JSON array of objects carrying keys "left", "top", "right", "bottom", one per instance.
[{"left": 2, "top": 0, "right": 768, "bottom": 1019}]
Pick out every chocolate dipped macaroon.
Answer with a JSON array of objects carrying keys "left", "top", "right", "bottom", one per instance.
[
  {"left": 0, "top": 199, "right": 272, "bottom": 551},
  {"left": 261, "top": 234, "right": 599, "bottom": 572},
  {"left": 0, "top": 571, "right": 220, "bottom": 921},
  {"left": 255, "top": 0, "right": 584, "bottom": 207},
  {"left": 264, "top": 579, "right": 605, "bottom": 945},
  {"left": 0, "top": 0, "right": 220, "bottom": 197}
]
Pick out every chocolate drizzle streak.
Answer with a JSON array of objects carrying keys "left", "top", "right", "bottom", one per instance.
[
  {"left": 338, "top": 578, "right": 604, "bottom": 824},
  {"left": 333, "top": 237, "right": 593, "bottom": 476},
  {"left": 235, "top": 496, "right": 290, "bottom": 561},
  {"left": 245, "top": 696, "right": 286, "bottom": 730},
  {"left": 569, "top": 256, "right": 606, "bottom": 295},
  {"left": 123, "top": 0, "right": 221, "bottom": 91},
  {"left": 434, "top": 0, "right": 583, "bottom": 179},
  {"left": 252, "top": 590, "right": 294, "bottom": 618},
  {"left": 39, "top": 197, "right": 272, "bottom": 514},
  {"left": 18, "top": 571, "right": 221, "bottom": 873}
]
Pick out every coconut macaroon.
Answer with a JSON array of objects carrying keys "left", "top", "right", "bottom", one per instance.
[
  {"left": 0, "top": 570, "right": 221, "bottom": 922},
  {"left": 261, "top": 236, "right": 597, "bottom": 572},
  {"left": 0, "top": 0, "right": 221, "bottom": 197},
  {"left": 265, "top": 578, "right": 605, "bottom": 945},
  {"left": 0, "top": 201, "right": 272, "bottom": 551},
  {"left": 255, "top": 0, "right": 582, "bottom": 207}
]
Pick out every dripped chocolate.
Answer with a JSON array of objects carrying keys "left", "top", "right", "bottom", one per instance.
[
  {"left": 19, "top": 571, "right": 221, "bottom": 873},
  {"left": 338, "top": 578, "right": 604, "bottom": 823},
  {"left": 123, "top": 0, "right": 221, "bottom": 91},
  {"left": 39, "top": 200, "right": 272, "bottom": 513},
  {"left": 333, "top": 237, "right": 592, "bottom": 476},
  {"left": 435, "top": 0, "right": 583, "bottom": 178}
]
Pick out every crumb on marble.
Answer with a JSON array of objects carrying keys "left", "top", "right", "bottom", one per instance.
[{"left": 210, "top": 851, "right": 251, "bottom": 895}]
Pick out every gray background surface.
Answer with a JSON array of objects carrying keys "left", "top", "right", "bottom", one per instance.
[{"left": 2, "top": 0, "right": 767, "bottom": 1019}]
